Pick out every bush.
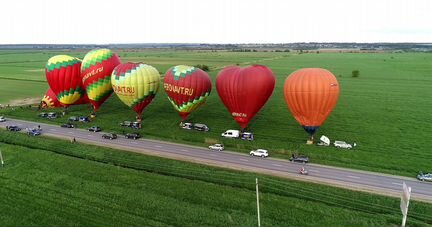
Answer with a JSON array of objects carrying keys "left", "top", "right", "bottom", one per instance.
[
  {"left": 352, "top": 70, "right": 360, "bottom": 78},
  {"left": 194, "top": 64, "right": 210, "bottom": 72}
]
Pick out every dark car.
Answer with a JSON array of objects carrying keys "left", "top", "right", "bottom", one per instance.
[
  {"left": 125, "top": 133, "right": 141, "bottom": 140},
  {"left": 61, "top": 123, "right": 75, "bottom": 128},
  {"left": 69, "top": 116, "right": 79, "bottom": 122},
  {"left": 289, "top": 155, "right": 309, "bottom": 163},
  {"left": 79, "top": 116, "right": 90, "bottom": 122},
  {"left": 102, "top": 133, "right": 117, "bottom": 140},
  {"left": 88, "top": 126, "right": 102, "bottom": 132},
  {"left": 6, "top": 125, "right": 21, "bottom": 132},
  {"left": 27, "top": 128, "right": 41, "bottom": 136},
  {"left": 241, "top": 132, "right": 254, "bottom": 141}
]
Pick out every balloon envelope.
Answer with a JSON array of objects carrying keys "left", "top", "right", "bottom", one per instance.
[
  {"left": 216, "top": 65, "right": 275, "bottom": 129},
  {"left": 45, "top": 55, "right": 84, "bottom": 105},
  {"left": 111, "top": 63, "right": 160, "bottom": 118},
  {"left": 81, "top": 48, "right": 121, "bottom": 112},
  {"left": 283, "top": 68, "right": 340, "bottom": 136},
  {"left": 41, "top": 88, "right": 62, "bottom": 108},
  {"left": 164, "top": 65, "right": 212, "bottom": 121}
]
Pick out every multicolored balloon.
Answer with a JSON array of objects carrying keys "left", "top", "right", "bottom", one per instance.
[
  {"left": 41, "top": 88, "right": 62, "bottom": 108},
  {"left": 216, "top": 65, "right": 275, "bottom": 129},
  {"left": 164, "top": 65, "right": 212, "bottom": 121},
  {"left": 81, "top": 48, "right": 121, "bottom": 113},
  {"left": 41, "top": 88, "right": 89, "bottom": 109},
  {"left": 283, "top": 68, "right": 340, "bottom": 139},
  {"left": 45, "top": 55, "right": 84, "bottom": 106},
  {"left": 111, "top": 63, "right": 160, "bottom": 119}
]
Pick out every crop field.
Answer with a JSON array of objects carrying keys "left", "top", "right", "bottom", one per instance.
[
  {"left": 1, "top": 130, "right": 432, "bottom": 227},
  {"left": 0, "top": 50, "right": 432, "bottom": 177}
]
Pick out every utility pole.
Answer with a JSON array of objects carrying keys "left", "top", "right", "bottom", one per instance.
[
  {"left": 0, "top": 149, "right": 4, "bottom": 168},
  {"left": 400, "top": 182, "right": 411, "bottom": 227},
  {"left": 256, "top": 178, "right": 261, "bottom": 227}
]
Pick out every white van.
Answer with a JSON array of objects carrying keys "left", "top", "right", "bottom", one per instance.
[{"left": 221, "top": 130, "right": 240, "bottom": 138}]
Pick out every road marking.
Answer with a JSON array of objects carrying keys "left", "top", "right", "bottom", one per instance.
[
  {"left": 131, "top": 142, "right": 138, "bottom": 145},
  {"left": 68, "top": 132, "right": 73, "bottom": 134},
  {"left": 50, "top": 129, "right": 57, "bottom": 131},
  {"left": 154, "top": 145, "right": 163, "bottom": 148},
  {"left": 209, "top": 154, "right": 218, "bottom": 157},
  {"left": 271, "top": 164, "right": 283, "bottom": 167},
  {"left": 347, "top": 175, "right": 360, "bottom": 179},
  {"left": 239, "top": 159, "right": 249, "bottom": 162},
  {"left": 309, "top": 169, "right": 320, "bottom": 173},
  {"left": 180, "top": 149, "right": 188, "bottom": 152},
  {"left": 87, "top": 134, "right": 94, "bottom": 137},
  {"left": 392, "top": 182, "right": 403, "bottom": 186}
]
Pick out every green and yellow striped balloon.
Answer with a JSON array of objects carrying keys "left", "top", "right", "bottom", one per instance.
[{"left": 111, "top": 63, "right": 160, "bottom": 119}]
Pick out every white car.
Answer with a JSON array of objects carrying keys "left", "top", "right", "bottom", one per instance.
[
  {"left": 221, "top": 129, "right": 240, "bottom": 138},
  {"left": 0, "top": 116, "right": 5, "bottom": 122},
  {"left": 250, "top": 149, "right": 269, "bottom": 158},
  {"left": 334, "top": 141, "right": 353, "bottom": 149},
  {"left": 209, "top": 144, "right": 224, "bottom": 151}
]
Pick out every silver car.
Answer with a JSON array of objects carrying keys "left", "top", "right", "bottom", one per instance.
[{"left": 417, "top": 172, "right": 432, "bottom": 182}]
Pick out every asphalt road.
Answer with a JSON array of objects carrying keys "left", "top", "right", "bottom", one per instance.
[{"left": 2, "top": 118, "right": 432, "bottom": 202}]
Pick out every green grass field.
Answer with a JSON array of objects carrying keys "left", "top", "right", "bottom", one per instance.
[
  {"left": 1, "top": 129, "right": 432, "bottom": 227},
  {"left": 1, "top": 50, "right": 431, "bottom": 178}
]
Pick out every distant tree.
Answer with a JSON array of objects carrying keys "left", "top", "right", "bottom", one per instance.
[{"left": 352, "top": 70, "right": 360, "bottom": 78}]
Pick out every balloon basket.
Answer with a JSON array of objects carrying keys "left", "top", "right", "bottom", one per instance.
[{"left": 306, "top": 139, "right": 314, "bottom": 145}]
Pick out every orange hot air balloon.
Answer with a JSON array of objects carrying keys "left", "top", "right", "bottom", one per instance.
[{"left": 283, "top": 68, "right": 339, "bottom": 140}]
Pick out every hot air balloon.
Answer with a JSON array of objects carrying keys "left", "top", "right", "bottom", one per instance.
[
  {"left": 164, "top": 65, "right": 212, "bottom": 121},
  {"left": 41, "top": 88, "right": 62, "bottom": 108},
  {"left": 41, "top": 89, "right": 89, "bottom": 109},
  {"left": 283, "top": 68, "right": 340, "bottom": 142},
  {"left": 81, "top": 48, "right": 121, "bottom": 115},
  {"left": 45, "top": 55, "right": 84, "bottom": 106},
  {"left": 111, "top": 63, "right": 160, "bottom": 121},
  {"left": 216, "top": 65, "right": 275, "bottom": 129}
]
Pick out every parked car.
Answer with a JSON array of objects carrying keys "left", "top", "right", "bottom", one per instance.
[
  {"left": 102, "top": 133, "right": 117, "bottom": 140},
  {"left": 250, "top": 149, "right": 269, "bottom": 158},
  {"left": 289, "top": 155, "right": 309, "bottom": 163},
  {"left": 181, "top": 122, "right": 193, "bottom": 130},
  {"left": 0, "top": 116, "right": 6, "bottom": 122},
  {"left": 334, "top": 141, "right": 353, "bottom": 149},
  {"left": 194, "top": 123, "right": 209, "bottom": 132},
  {"left": 131, "top": 121, "right": 141, "bottom": 129},
  {"left": 221, "top": 129, "right": 240, "bottom": 138},
  {"left": 6, "top": 125, "right": 21, "bottom": 131},
  {"left": 69, "top": 116, "right": 79, "bottom": 122},
  {"left": 241, "top": 132, "right": 254, "bottom": 141},
  {"left": 125, "top": 133, "right": 141, "bottom": 140},
  {"left": 417, "top": 171, "right": 432, "bottom": 182},
  {"left": 88, "top": 126, "right": 101, "bottom": 132},
  {"left": 27, "top": 128, "right": 41, "bottom": 136},
  {"left": 39, "top": 112, "right": 48, "bottom": 118},
  {"left": 79, "top": 116, "right": 90, "bottom": 122},
  {"left": 120, "top": 121, "right": 132, "bottom": 127},
  {"left": 209, "top": 144, "right": 224, "bottom": 151},
  {"left": 317, "top": 135, "right": 330, "bottom": 146},
  {"left": 61, "top": 123, "right": 75, "bottom": 128},
  {"left": 47, "top": 112, "right": 57, "bottom": 119}
]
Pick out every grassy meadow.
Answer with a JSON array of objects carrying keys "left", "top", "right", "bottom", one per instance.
[
  {"left": 1, "top": 129, "right": 432, "bottom": 227},
  {"left": 0, "top": 50, "right": 431, "bottom": 177}
]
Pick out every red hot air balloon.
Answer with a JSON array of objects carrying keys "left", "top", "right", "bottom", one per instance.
[
  {"left": 216, "top": 65, "right": 275, "bottom": 129},
  {"left": 283, "top": 68, "right": 340, "bottom": 141},
  {"left": 164, "top": 65, "right": 212, "bottom": 121},
  {"left": 45, "top": 55, "right": 84, "bottom": 106},
  {"left": 81, "top": 49, "right": 121, "bottom": 114}
]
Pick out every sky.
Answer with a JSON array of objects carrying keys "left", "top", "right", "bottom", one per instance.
[{"left": 1, "top": 0, "right": 431, "bottom": 44}]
